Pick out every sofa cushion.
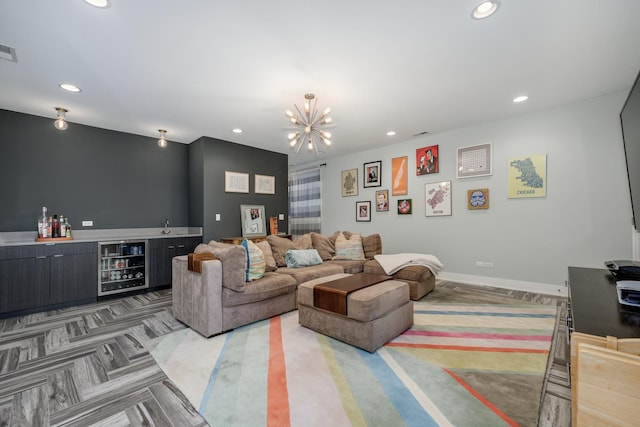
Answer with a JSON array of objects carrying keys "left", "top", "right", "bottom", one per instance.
[
  {"left": 268, "top": 234, "right": 312, "bottom": 267},
  {"left": 222, "top": 272, "right": 297, "bottom": 307},
  {"left": 255, "top": 240, "right": 277, "bottom": 272},
  {"left": 284, "top": 249, "right": 323, "bottom": 268},
  {"left": 194, "top": 243, "right": 247, "bottom": 292},
  {"left": 333, "top": 232, "right": 365, "bottom": 260},
  {"left": 363, "top": 259, "right": 433, "bottom": 282},
  {"left": 241, "top": 239, "right": 266, "bottom": 281},
  {"left": 310, "top": 231, "right": 340, "bottom": 260},
  {"left": 361, "top": 234, "right": 382, "bottom": 259},
  {"left": 275, "top": 263, "right": 344, "bottom": 285},
  {"left": 324, "top": 259, "right": 366, "bottom": 274}
]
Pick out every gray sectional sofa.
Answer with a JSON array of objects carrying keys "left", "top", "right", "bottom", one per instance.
[{"left": 172, "top": 231, "right": 435, "bottom": 337}]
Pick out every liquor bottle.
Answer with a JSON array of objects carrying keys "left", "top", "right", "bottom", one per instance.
[
  {"left": 60, "top": 215, "right": 66, "bottom": 238},
  {"left": 52, "top": 214, "right": 60, "bottom": 238},
  {"left": 47, "top": 216, "right": 53, "bottom": 238},
  {"left": 38, "top": 206, "right": 48, "bottom": 238},
  {"left": 65, "top": 217, "right": 72, "bottom": 238}
]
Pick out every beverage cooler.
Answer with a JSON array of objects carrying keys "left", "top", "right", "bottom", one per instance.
[{"left": 98, "top": 240, "right": 148, "bottom": 296}]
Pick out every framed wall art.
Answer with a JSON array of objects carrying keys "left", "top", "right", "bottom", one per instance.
[
  {"left": 225, "top": 171, "right": 249, "bottom": 193},
  {"left": 375, "top": 189, "right": 389, "bottom": 212},
  {"left": 341, "top": 168, "right": 358, "bottom": 197},
  {"left": 507, "top": 154, "right": 547, "bottom": 198},
  {"left": 363, "top": 161, "right": 382, "bottom": 188},
  {"left": 240, "top": 204, "right": 267, "bottom": 237},
  {"left": 416, "top": 145, "right": 439, "bottom": 175},
  {"left": 468, "top": 188, "right": 489, "bottom": 210},
  {"left": 425, "top": 181, "right": 452, "bottom": 216},
  {"left": 397, "top": 198, "right": 412, "bottom": 215},
  {"left": 391, "top": 156, "right": 408, "bottom": 196},
  {"left": 356, "top": 201, "right": 371, "bottom": 222},
  {"left": 254, "top": 174, "right": 275, "bottom": 194},
  {"left": 457, "top": 142, "right": 492, "bottom": 178}
]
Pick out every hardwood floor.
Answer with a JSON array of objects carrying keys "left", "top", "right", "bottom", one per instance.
[{"left": 0, "top": 282, "right": 571, "bottom": 426}]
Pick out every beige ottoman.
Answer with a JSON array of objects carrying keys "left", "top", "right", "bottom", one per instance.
[
  {"left": 363, "top": 259, "right": 435, "bottom": 301},
  {"left": 298, "top": 273, "right": 413, "bottom": 352}
]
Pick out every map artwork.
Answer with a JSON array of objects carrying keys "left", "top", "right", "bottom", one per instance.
[
  {"left": 507, "top": 154, "right": 547, "bottom": 198},
  {"left": 425, "top": 181, "right": 452, "bottom": 216}
]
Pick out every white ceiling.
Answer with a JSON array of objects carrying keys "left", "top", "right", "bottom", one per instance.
[{"left": 2, "top": 1, "right": 640, "bottom": 165}]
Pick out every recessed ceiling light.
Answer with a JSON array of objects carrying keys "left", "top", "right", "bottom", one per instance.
[
  {"left": 386, "top": 131, "right": 396, "bottom": 136},
  {"left": 472, "top": 1, "right": 499, "bottom": 19},
  {"left": 232, "top": 128, "right": 243, "bottom": 134},
  {"left": 513, "top": 95, "right": 529, "bottom": 103},
  {"left": 59, "top": 83, "right": 81, "bottom": 93},
  {"left": 84, "top": 0, "right": 110, "bottom": 8}
]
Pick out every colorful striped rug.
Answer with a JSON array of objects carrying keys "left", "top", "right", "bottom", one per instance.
[{"left": 146, "top": 301, "right": 557, "bottom": 426}]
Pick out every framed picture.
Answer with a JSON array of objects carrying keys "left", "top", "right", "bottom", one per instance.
[
  {"left": 341, "top": 168, "right": 358, "bottom": 197},
  {"left": 363, "top": 161, "right": 382, "bottom": 188},
  {"left": 225, "top": 171, "right": 249, "bottom": 193},
  {"left": 416, "top": 145, "right": 439, "bottom": 175},
  {"left": 507, "top": 154, "right": 547, "bottom": 198},
  {"left": 391, "top": 156, "right": 408, "bottom": 196},
  {"left": 468, "top": 188, "right": 489, "bottom": 210},
  {"left": 356, "top": 201, "right": 371, "bottom": 222},
  {"left": 425, "top": 181, "right": 452, "bottom": 216},
  {"left": 397, "top": 198, "right": 412, "bottom": 215},
  {"left": 240, "top": 204, "right": 267, "bottom": 237},
  {"left": 255, "top": 174, "right": 275, "bottom": 194},
  {"left": 375, "top": 189, "right": 389, "bottom": 212},
  {"left": 457, "top": 143, "right": 492, "bottom": 178}
]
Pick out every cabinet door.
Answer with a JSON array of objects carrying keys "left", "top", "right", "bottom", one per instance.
[
  {"left": 149, "top": 238, "right": 177, "bottom": 289},
  {"left": 0, "top": 257, "right": 48, "bottom": 313},
  {"left": 49, "top": 253, "right": 98, "bottom": 304}
]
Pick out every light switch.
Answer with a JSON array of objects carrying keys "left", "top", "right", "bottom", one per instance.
[
  {"left": 215, "top": 214, "right": 221, "bottom": 221},
  {"left": 278, "top": 214, "right": 285, "bottom": 220}
]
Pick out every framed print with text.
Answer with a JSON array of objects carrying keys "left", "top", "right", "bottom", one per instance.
[
  {"left": 225, "top": 171, "right": 249, "bottom": 193},
  {"left": 457, "top": 143, "right": 492, "bottom": 178},
  {"left": 507, "top": 154, "right": 547, "bottom": 198},
  {"left": 254, "top": 174, "right": 275, "bottom": 194},
  {"left": 356, "top": 201, "right": 371, "bottom": 222},
  {"left": 397, "top": 199, "right": 412, "bottom": 215},
  {"left": 341, "top": 168, "right": 358, "bottom": 197},
  {"left": 364, "top": 161, "right": 382, "bottom": 188},
  {"left": 391, "top": 156, "right": 408, "bottom": 196},
  {"left": 425, "top": 181, "right": 452, "bottom": 216}
]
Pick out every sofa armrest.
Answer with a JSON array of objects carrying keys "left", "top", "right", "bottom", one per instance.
[{"left": 172, "top": 255, "right": 223, "bottom": 337}]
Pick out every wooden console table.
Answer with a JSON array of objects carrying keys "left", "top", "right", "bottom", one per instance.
[{"left": 220, "top": 234, "right": 291, "bottom": 245}]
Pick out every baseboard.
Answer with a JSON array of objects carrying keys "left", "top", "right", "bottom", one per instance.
[{"left": 437, "top": 272, "right": 568, "bottom": 297}]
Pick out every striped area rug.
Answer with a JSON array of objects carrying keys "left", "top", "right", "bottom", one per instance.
[{"left": 147, "top": 301, "right": 557, "bottom": 426}]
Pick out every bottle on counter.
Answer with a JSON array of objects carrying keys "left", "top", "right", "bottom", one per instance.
[
  {"left": 47, "top": 216, "right": 53, "bottom": 238},
  {"left": 52, "top": 214, "right": 60, "bottom": 238},
  {"left": 38, "top": 206, "right": 48, "bottom": 238},
  {"left": 65, "top": 217, "right": 72, "bottom": 238},
  {"left": 60, "top": 215, "right": 66, "bottom": 238}
]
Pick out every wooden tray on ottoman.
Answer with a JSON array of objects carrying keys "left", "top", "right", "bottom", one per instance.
[{"left": 313, "top": 273, "right": 391, "bottom": 316}]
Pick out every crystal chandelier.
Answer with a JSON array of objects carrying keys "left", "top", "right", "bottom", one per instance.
[{"left": 285, "top": 93, "right": 333, "bottom": 154}]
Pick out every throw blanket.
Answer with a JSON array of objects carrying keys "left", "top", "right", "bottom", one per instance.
[{"left": 374, "top": 253, "right": 443, "bottom": 276}]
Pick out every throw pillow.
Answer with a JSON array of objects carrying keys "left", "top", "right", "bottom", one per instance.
[
  {"left": 310, "top": 231, "right": 339, "bottom": 261},
  {"left": 333, "top": 232, "right": 365, "bottom": 260},
  {"left": 284, "top": 249, "right": 323, "bottom": 268},
  {"left": 241, "top": 239, "right": 266, "bottom": 281},
  {"left": 255, "top": 240, "right": 277, "bottom": 271},
  {"left": 267, "top": 234, "right": 312, "bottom": 267},
  {"left": 361, "top": 233, "right": 382, "bottom": 259}
]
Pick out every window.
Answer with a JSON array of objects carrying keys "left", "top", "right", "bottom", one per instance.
[{"left": 288, "top": 167, "right": 321, "bottom": 238}]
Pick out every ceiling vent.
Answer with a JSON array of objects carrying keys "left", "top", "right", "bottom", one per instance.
[
  {"left": 0, "top": 44, "right": 18, "bottom": 62},
  {"left": 412, "top": 130, "right": 429, "bottom": 137}
]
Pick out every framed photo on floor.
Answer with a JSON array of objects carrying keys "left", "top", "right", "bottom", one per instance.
[
  {"left": 356, "top": 201, "right": 371, "bottom": 222},
  {"left": 363, "top": 161, "right": 381, "bottom": 188}
]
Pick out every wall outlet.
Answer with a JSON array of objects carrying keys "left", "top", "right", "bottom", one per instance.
[
  {"left": 278, "top": 213, "right": 285, "bottom": 220},
  {"left": 475, "top": 261, "right": 493, "bottom": 268},
  {"left": 81, "top": 220, "right": 93, "bottom": 227}
]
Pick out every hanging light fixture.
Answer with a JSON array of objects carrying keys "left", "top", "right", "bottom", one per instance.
[
  {"left": 157, "top": 129, "right": 168, "bottom": 148},
  {"left": 53, "top": 107, "right": 68, "bottom": 130},
  {"left": 285, "top": 93, "right": 333, "bottom": 155}
]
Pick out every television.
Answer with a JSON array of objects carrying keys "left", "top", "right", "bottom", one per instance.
[{"left": 621, "top": 69, "right": 640, "bottom": 231}]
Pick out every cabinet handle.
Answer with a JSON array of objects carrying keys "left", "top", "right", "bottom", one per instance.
[
  {"left": 178, "top": 245, "right": 185, "bottom": 248},
  {"left": 53, "top": 254, "right": 64, "bottom": 258},
  {"left": 36, "top": 256, "right": 47, "bottom": 259},
  {"left": 168, "top": 245, "right": 175, "bottom": 249}
]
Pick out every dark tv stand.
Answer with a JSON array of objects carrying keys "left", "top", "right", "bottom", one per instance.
[{"left": 567, "top": 266, "right": 640, "bottom": 338}]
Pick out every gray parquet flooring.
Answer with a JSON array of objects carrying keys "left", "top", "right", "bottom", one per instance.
[
  {"left": 0, "top": 290, "right": 207, "bottom": 426},
  {"left": 0, "top": 283, "right": 570, "bottom": 426}
]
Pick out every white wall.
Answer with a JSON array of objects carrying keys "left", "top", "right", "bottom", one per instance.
[{"left": 296, "top": 92, "right": 632, "bottom": 295}]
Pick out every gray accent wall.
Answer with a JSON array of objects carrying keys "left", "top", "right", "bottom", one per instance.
[
  {"left": 188, "top": 136, "right": 289, "bottom": 243},
  {"left": 0, "top": 109, "right": 189, "bottom": 232},
  {"left": 307, "top": 92, "right": 633, "bottom": 291}
]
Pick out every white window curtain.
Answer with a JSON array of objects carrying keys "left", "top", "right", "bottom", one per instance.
[{"left": 288, "top": 167, "right": 321, "bottom": 238}]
